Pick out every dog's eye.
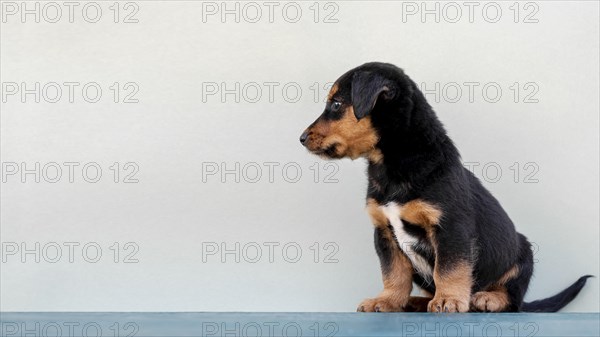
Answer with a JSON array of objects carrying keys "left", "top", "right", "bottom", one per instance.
[{"left": 331, "top": 101, "right": 342, "bottom": 112}]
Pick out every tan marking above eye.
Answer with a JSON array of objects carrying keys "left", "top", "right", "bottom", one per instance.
[{"left": 327, "top": 83, "right": 339, "bottom": 101}]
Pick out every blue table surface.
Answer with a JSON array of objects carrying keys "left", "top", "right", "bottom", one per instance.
[{"left": 1, "top": 312, "right": 598, "bottom": 337}]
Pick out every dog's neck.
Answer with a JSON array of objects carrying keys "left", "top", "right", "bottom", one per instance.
[{"left": 366, "top": 101, "right": 461, "bottom": 199}]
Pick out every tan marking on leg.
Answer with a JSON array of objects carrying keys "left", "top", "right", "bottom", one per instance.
[
  {"left": 471, "top": 285, "right": 510, "bottom": 312},
  {"left": 358, "top": 248, "right": 414, "bottom": 312},
  {"left": 497, "top": 265, "right": 520, "bottom": 285},
  {"left": 400, "top": 200, "right": 442, "bottom": 228},
  {"left": 428, "top": 261, "right": 473, "bottom": 313},
  {"left": 470, "top": 265, "right": 519, "bottom": 312},
  {"left": 382, "top": 246, "right": 414, "bottom": 295},
  {"left": 358, "top": 219, "right": 413, "bottom": 312},
  {"left": 366, "top": 198, "right": 388, "bottom": 228}
]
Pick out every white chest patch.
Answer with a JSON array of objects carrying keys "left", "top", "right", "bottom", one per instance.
[{"left": 380, "top": 202, "right": 433, "bottom": 281}]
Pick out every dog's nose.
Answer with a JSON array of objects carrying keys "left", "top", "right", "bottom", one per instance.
[{"left": 299, "top": 131, "right": 309, "bottom": 145}]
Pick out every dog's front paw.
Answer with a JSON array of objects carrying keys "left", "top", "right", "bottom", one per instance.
[
  {"left": 427, "top": 295, "right": 469, "bottom": 313},
  {"left": 357, "top": 295, "right": 406, "bottom": 312}
]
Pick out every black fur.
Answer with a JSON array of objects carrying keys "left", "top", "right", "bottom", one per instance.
[
  {"left": 302, "top": 62, "right": 591, "bottom": 312},
  {"left": 374, "top": 226, "right": 395, "bottom": 276},
  {"left": 521, "top": 275, "right": 594, "bottom": 312},
  {"left": 351, "top": 71, "right": 394, "bottom": 120}
]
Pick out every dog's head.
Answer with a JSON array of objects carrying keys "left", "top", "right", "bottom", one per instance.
[{"left": 300, "top": 62, "right": 405, "bottom": 161}]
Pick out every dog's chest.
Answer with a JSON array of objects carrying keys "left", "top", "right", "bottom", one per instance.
[{"left": 379, "top": 202, "right": 434, "bottom": 280}]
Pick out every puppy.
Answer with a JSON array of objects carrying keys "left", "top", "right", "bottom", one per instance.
[{"left": 300, "top": 62, "right": 591, "bottom": 312}]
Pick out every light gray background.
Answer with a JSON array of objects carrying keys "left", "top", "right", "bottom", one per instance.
[{"left": 1, "top": 1, "right": 598, "bottom": 312}]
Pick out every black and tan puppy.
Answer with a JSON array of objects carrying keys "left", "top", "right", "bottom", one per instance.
[{"left": 300, "top": 62, "right": 591, "bottom": 313}]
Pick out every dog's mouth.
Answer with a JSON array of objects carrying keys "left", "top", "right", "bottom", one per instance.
[{"left": 312, "top": 143, "right": 341, "bottom": 159}]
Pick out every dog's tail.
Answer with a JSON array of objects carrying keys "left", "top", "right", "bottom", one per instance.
[{"left": 521, "top": 275, "right": 593, "bottom": 312}]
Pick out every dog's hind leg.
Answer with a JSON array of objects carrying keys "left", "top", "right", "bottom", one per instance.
[{"left": 471, "top": 234, "right": 533, "bottom": 312}]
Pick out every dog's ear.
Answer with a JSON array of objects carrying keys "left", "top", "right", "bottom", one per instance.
[{"left": 351, "top": 71, "right": 394, "bottom": 120}]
